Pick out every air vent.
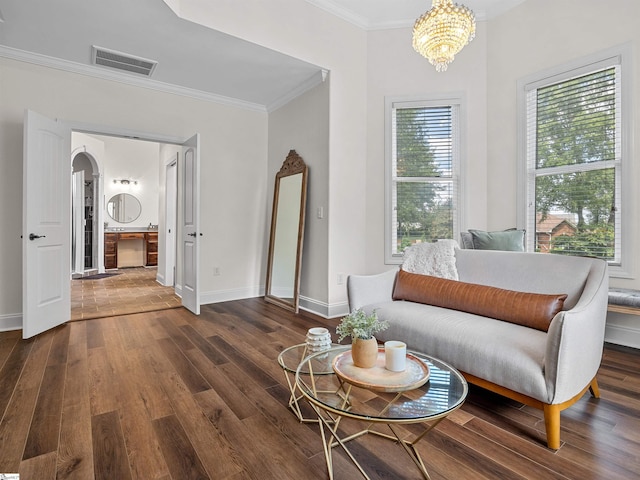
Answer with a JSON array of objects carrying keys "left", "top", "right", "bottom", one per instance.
[{"left": 92, "top": 46, "right": 157, "bottom": 77}]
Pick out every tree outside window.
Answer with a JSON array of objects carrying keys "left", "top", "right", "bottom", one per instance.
[
  {"left": 526, "top": 65, "right": 621, "bottom": 262},
  {"left": 387, "top": 101, "right": 460, "bottom": 260}
]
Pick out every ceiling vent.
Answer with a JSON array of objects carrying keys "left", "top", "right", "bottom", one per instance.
[{"left": 92, "top": 46, "right": 157, "bottom": 77}]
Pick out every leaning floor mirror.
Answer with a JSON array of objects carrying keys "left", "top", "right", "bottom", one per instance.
[{"left": 265, "top": 150, "right": 308, "bottom": 313}]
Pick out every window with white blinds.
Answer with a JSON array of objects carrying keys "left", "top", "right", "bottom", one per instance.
[
  {"left": 524, "top": 59, "right": 623, "bottom": 264},
  {"left": 385, "top": 98, "right": 461, "bottom": 263}
]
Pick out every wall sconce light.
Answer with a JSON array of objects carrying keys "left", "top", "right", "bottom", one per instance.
[{"left": 113, "top": 179, "right": 138, "bottom": 185}]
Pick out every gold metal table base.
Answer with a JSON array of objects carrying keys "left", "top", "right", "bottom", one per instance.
[
  {"left": 309, "top": 401, "right": 443, "bottom": 480},
  {"left": 308, "top": 382, "right": 445, "bottom": 480}
]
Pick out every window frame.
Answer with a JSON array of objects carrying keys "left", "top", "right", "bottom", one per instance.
[
  {"left": 516, "top": 44, "right": 633, "bottom": 277},
  {"left": 384, "top": 95, "right": 465, "bottom": 264}
]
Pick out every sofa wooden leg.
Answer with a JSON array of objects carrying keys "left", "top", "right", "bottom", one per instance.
[
  {"left": 589, "top": 378, "right": 600, "bottom": 398},
  {"left": 543, "top": 404, "right": 561, "bottom": 450}
]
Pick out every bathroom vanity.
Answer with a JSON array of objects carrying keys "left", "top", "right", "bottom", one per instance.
[{"left": 104, "top": 230, "right": 158, "bottom": 269}]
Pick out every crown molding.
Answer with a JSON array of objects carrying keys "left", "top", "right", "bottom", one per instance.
[
  {"left": 267, "top": 69, "right": 328, "bottom": 113},
  {"left": 0, "top": 45, "right": 267, "bottom": 113}
]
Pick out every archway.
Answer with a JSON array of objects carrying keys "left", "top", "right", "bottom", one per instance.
[{"left": 71, "top": 149, "right": 101, "bottom": 277}]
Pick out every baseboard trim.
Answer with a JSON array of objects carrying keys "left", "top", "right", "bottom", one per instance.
[
  {"left": 200, "top": 286, "right": 262, "bottom": 305},
  {"left": 299, "top": 296, "right": 349, "bottom": 319},
  {"left": 197, "top": 289, "right": 349, "bottom": 319},
  {"left": 605, "top": 323, "right": 640, "bottom": 350},
  {"left": 0, "top": 313, "right": 22, "bottom": 332}
]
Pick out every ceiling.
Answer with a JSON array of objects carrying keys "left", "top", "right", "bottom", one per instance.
[
  {"left": 0, "top": 0, "right": 525, "bottom": 110},
  {"left": 307, "top": 0, "right": 526, "bottom": 28}
]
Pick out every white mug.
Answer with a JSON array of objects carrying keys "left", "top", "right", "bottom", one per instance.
[{"left": 384, "top": 341, "right": 407, "bottom": 372}]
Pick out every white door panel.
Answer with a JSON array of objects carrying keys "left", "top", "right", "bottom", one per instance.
[
  {"left": 23, "top": 110, "right": 71, "bottom": 338},
  {"left": 180, "top": 134, "right": 200, "bottom": 314}
]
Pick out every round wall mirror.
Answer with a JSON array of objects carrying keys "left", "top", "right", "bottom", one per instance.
[{"left": 107, "top": 193, "right": 142, "bottom": 223}]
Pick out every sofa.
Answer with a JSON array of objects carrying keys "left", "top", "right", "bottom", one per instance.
[{"left": 347, "top": 247, "right": 609, "bottom": 449}]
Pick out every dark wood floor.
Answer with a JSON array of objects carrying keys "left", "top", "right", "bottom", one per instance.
[{"left": 0, "top": 298, "right": 638, "bottom": 479}]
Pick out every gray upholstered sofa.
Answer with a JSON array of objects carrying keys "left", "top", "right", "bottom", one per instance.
[{"left": 347, "top": 248, "right": 609, "bottom": 449}]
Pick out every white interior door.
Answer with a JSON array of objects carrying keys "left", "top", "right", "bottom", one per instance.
[
  {"left": 181, "top": 134, "right": 200, "bottom": 314},
  {"left": 165, "top": 157, "right": 177, "bottom": 286},
  {"left": 72, "top": 171, "right": 84, "bottom": 275},
  {"left": 23, "top": 110, "right": 71, "bottom": 338}
]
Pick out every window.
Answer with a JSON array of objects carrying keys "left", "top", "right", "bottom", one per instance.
[
  {"left": 385, "top": 97, "right": 462, "bottom": 263},
  {"left": 519, "top": 49, "right": 630, "bottom": 275}
]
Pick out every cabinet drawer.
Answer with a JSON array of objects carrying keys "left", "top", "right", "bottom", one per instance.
[
  {"left": 105, "top": 233, "right": 118, "bottom": 241},
  {"left": 146, "top": 253, "right": 158, "bottom": 266},
  {"left": 105, "top": 254, "right": 117, "bottom": 269},
  {"left": 105, "top": 242, "right": 116, "bottom": 254},
  {"left": 119, "top": 232, "right": 145, "bottom": 240}
]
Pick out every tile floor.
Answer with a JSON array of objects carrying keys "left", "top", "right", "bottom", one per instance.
[{"left": 70, "top": 267, "right": 181, "bottom": 321}]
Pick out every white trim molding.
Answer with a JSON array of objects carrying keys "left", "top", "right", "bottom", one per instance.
[
  {"left": 605, "top": 319, "right": 640, "bottom": 349},
  {"left": 0, "top": 313, "right": 22, "bottom": 332},
  {"left": 0, "top": 45, "right": 267, "bottom": 113}
]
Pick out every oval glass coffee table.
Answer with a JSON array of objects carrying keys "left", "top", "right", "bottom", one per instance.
[{"left": 295, "top": 345, "right": 468, "bottom": 480}]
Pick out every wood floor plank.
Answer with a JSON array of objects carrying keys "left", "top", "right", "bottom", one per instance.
[
  {"left": 195, "top": 390, "right": 321, "bottom": 480},
  {"left": 19, "top": 451, "right": 57, "bottom": 480},
  {"left": 87, "top": 347, "right": 120, "bottom": 416},
  {"left": 22, "top": 364, "right": 66, "bottom": 460},
  {"left": 168, "top": 390, "right": 244, "bottom": 479},
  {"left": 0, "top": 336, "right": 35, "bottom": 420},
  {"left": 179, "top": 324, "right": 229, "bottom": 365},
  {"left": 47, "top": 324, "right": 71, "bottom": 366},
  {"left": 125, "top": 346, "right": 174, "bottom": 420},
  {"left": 118, "top": 400, "right": 170, "bottom": 480},
  {"left": 56, "top": 340, "right": 94, "bottom": 480},
  {"left": 156, "top": 337, "right": 211, "bottom": 394},
  {"left": 86, "top": 320, "right": 105, "bottom": 350},
  {"left": 206, "top": 335, "right": 279, "bottom": 389},
  {"left": 0, "top": 329, "right": 22, "bottom": 372},
  {"left": 91, "top": 410, "right": 132, "bottom": 480},
  {"left": 182, "top": 347, "right": 258, "bottom": 420},
  {"left": 102, "top": 325, "right": 172, "bottom": 480},
  {"left": 0, "top": 386, "right": 39, "bottom": 473},
  {"left": 152, "top": 414, "right": 209, "bottom": 480}
]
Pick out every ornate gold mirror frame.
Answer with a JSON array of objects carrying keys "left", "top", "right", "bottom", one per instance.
[{"left": 265, "top": 150, "right": 308, "bottom": 313}]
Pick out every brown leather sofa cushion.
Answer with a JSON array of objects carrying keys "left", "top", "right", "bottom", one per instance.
[{"left": 392, "top": 269, "right": 567, "bottom": 332}]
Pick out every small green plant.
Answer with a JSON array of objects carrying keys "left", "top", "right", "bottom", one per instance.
[{"left": 336, "top": 308, "right": 389, "bottom": 342}]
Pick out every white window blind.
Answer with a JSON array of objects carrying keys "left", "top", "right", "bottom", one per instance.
[
  {"left": 525, "top": 64, "right": 622, "bottom": 262},
  {"left": 387, "top": 100, "right": 460, "bottom": 260}
]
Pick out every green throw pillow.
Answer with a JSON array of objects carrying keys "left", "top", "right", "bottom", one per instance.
[{"left": 468, "top": 229, "right": 525, "bottom": 251}]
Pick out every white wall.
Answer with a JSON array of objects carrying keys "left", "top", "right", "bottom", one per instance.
[
  {"left": 365, "top": 23, "right": 489, "bottom": 273},
  {"left": 100, "top": 135, "right": 160, "bottom": 229},
  {"left": 0, "top": 55, "right": 267, "bottom": 326},
  {"left": 268, "top": 79, "right": 331, "bottom": 314},
  {"left": 485, "top": 0, "right": 640, "bottom": 347},
  {"left": 171, "top": 0, "right": 368, "bottom": 314}
]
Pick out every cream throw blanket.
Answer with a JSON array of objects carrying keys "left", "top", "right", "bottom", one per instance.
[{"left": 401, "top": 239, "right": 459, "bottom": 280}]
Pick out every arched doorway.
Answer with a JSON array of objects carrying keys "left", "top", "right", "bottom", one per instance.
[{"left": 71, "top": 149, "right": 101, "bottom": 278}]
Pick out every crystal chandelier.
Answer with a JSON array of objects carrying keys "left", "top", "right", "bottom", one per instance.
[{"left": 412, "top": 0, "right": 476, "bottom": 72}]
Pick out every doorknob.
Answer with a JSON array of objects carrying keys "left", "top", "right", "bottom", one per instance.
[
  {"left": 187, "top": 232, "right": 197, "bottom": 237},
  {"left": 29, "top": 233, "right": 46, "bottom": 241}
]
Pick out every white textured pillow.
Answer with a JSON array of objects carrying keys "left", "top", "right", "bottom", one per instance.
[{"left": 402, "top": 239, "right": 459, "bottom": 280}]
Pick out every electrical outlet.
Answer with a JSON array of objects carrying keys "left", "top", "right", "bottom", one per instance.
[
  {"left": 214, "top": 267, "right": 221, "bottom": 276},
  {"left": 337, "top": 273, "right": 345, "bottom": 285}
]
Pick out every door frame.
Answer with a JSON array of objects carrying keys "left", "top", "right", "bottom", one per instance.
[
  {"left": 164, "top": 154, "right": 178, "bottom": 286},
  {"left": 67, "top": 122, "right": 198, "bottom": 300},
  {"left": 64, "top": 120, "right": 200, "bottom": 310}
]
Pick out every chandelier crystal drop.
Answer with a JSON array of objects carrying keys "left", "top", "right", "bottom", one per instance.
[{"left": 412, "top": 0, "right": 476, "bottom": 72}]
